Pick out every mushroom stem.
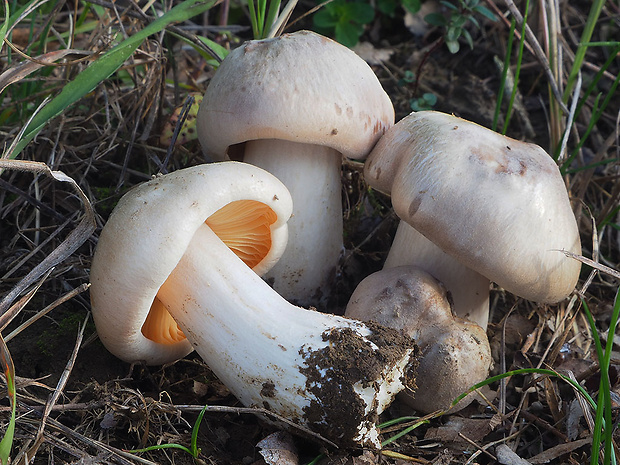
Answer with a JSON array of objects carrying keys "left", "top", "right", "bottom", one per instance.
[
  {"left": 244, "top": 139, "right": 343, "bottom": 307},
  {"left": 157, "top": 223, "right": 417, "bottom": 449},
  {"left": 384, "top": 222, "right": 491, "bottom": 328}
]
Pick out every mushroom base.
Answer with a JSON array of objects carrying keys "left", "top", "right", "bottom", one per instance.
[{"left": 346, "top": 266, "right": 492, "bottom": 414}]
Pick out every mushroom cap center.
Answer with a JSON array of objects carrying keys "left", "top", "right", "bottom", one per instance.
[{"left": 140, "top": 199, "right": 278, "bottom": 344}]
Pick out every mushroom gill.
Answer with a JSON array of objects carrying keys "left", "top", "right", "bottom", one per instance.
[
  {"left": 207, "top": 200, "right": 277, "bottom": 268},
  {"left": 141, "top": 199, "right": 278, "bottom": 344}
]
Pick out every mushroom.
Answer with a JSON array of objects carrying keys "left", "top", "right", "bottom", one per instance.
[
  {"left": 197, "top": 30, "right": 395, "bottom": 308},
  {"left": 384, "top": 224, "right": 491, "bottom": 328},
  {"left": 90, "top": 161, "right": 418, "bottom": 449},
  {"left": 364, "top": 111, "right": 581, "bottom": 327},
  {"left": 346, "top": 266, "right": 492, "bottom": 413}
]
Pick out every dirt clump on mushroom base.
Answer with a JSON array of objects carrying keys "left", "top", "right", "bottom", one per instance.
[{"left": 299, "top": 323, "right": 419, "bottom": 449}]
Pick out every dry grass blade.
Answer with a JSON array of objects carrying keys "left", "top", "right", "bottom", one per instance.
[
  {"left": 175, "top": 404, "right": 340, "bottom": 449},
  {"left": 3, "top": 284, "right": 90, "bottom": 343},
  {"left": 0, "top": 159, "right": 95, "bottom": 321},
  {"left": 13, "top": 315, "right": 89, "bottom": 464},
  {"left": 502, "top": 0, "right": 569, "bottom": 114},
  {"left": 562, "top": 250, "right": 620, "bottom": 281},
  {"left": 0, "top": 269, "right": 51, "bottom": 332},
  {"left": 23, "top": 413, "right": 148, "bottom": 465},
  {"left": 0, "top": 0, "right": 615, "bottom": 462},
  {"left": 0, "top": 49, "right": 94, "bottom": 95},
  {"left": 0, "top": 333, "right": 16, "bottom": 465}
]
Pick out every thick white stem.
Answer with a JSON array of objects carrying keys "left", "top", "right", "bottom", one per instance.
[
  {"left": 244, "top": 140, "right": 343, "bottom": 308},
  {"left": 385, "top": 222, "right": 491, "bottom": 329},
  {"left": 157, "top": 224, "right": 416, "bottom": 449}
]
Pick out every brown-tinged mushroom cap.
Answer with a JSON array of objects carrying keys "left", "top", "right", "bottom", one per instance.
[
  {"left": 196, "top": 30, "right": 395, "bottom": 308},
  {"left": 197, "top": 30, "right": 394, "bottom": 161},
  {"left": 345, "top": 266, "right": 492, "bottom": 413},
  {"left": 90, "top": 162, "right": 292, "bottom": 365},
  {"left": 364, "top": 111, "right": 581, "bottom": 304}
]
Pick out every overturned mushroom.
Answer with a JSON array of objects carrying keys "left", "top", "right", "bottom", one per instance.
[
  {"left": 346, "top": 266, "right": 492, "bottom": 413},
  {"left": 197, "top": 30, "right": 394, "bottom": 308},
  {"left": 90, "top": 162, "right": 418, "bottom": 448},
  {"left": 365, "top": 111, "right": 581, "bottom": 328}
]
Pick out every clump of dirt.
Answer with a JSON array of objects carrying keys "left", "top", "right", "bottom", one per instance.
[{"left": 300, "top": 324, "right": 418, "bottom": 449}]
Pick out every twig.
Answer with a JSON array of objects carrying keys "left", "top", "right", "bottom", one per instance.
[
  {"left": 458, "top": 432, "right": 497, "bottom": 461},
  {"left": 4, "top": 284, "right": 90, "bottom": 342},
  {"left": 562, "top": 250, "right": 620, "bottom": 281},
  {"left": 0, "top": 269, "right": 52, "bottom": 332},
  {"left": 557, "top": 73, "right": 582, "bottom": 162},
  {"left": 174, "top": 404, "right": 339, "bottom": 449},
  {"left": 519, "top": 409, "right": 568, "bottom": 442},
  {"left": 1, "top": 214, "right": 77, "bottom": 281},
  {"left": 15, "top": 315, "right": 90, "bottom": 463}
]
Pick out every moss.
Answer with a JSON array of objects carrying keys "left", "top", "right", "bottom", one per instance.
[{"left": 36, "top": 311, "right": 95, "bottom": 357}]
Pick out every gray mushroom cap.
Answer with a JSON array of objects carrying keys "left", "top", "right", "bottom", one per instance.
[
  {"left": 197, "top": 30, "right": 394, "bottom": 161},
  {"left": 364, "top": 111, "right": 581, "bottom": 303}
]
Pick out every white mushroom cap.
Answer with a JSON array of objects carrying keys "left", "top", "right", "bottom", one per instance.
[
  {"left": 345, "top": 266, "right": 492, "bottom": 413},
  {"left": 196, "top": 30, "right": 395, "bottom": 307},
  {"left": 364, "top": 111, "right": 581, "bottom": 303},
  {"left": 197, "top": 30, "right": 394, "bottom": 161},
  {"left": 89, "top": 162, "right": 292, "bottom": 365}
]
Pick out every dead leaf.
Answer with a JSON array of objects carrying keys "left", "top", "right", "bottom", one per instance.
[
  {"left": 352, "top": 42, "right": 394, "bottom": 65},
  {"left": 528, "top": 438, "right": 591, "bottom": 464},
  {"left": 424, "top": 417, "right": 492, "bottom": 444},
  {"left": 404, "top": 0, "right": 440, "bottom": 36},
  {"left": 0, "top": 49, "right": 93, "bottom": 95},
  {"left": 257, "top": 431, "right": 298, "bottom": 465},
  {"left": 496, "top": 444, "right": 532, "bottom": 465}
]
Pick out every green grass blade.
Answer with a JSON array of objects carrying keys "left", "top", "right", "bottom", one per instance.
[
  {"left": 263, "top": 0, "right": 282, "bottom": 38},
  {"left": 128, "top": 443, "right": 193, "bottom": 455},
  {"left": 189, "top": 405, "right": 209, "bottom": 457},
  {"left": 492, "top": 17, "right": 514, "bottom": 132},
  {"left": 0, "top": 334, "right": 16, "bottom": 465},
  {"left": 598, "top": 289, "right": 620, "bottom": 464},
  {"left": 379, "top": 366, "right": 599, "bottom": 453},
  {"left": 581, "top": 41, "right": 620, "bottom": 47},
  {"left": 0, "top": 0, "right": 9, "bottom": 54},
  {"left": 257, "top": 0, "right": 268, "bottom": 37},
  {"left": 194, "top": 35, "right": 229, "bottom": 63},
  {"left": 451, "top": 367, "right": 597, "bottom": 411},
  {"left": 8, "top": 0, "right": 216, "bottom": 159},
  {"left": 247, "top": 0, "right": 260, "bottom": 38},
  {"left": 562, "top": 63, "right": 620, "bottom": 171},
  {"left": 557, "top": 43, "right": 619, "bottom": 164},
  {"left": 381, "top": 418, "right": 429, "bottom": 446},
  {"left": 583, "top": 299, "right": 606, "bottom": 465},
  {"left": 563, "top": 0, "right": 606, "bottom": 103},
  {"left": 502, "top": 0, "right": 528, "bottom": 135}
]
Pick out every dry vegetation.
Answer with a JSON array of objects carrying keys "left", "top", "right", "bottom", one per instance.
[{"left": 0, "top": 0, "right": 619, "bottom": 463}]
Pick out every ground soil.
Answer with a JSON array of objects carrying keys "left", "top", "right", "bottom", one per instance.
[{"left": 0, "top": 1, "right": 619, "bottom": 464}]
